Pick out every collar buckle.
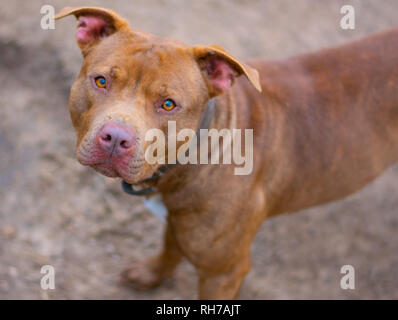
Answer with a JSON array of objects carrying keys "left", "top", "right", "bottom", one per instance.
[{"left": 121, "top": 180, "right": 157, "bottom": 196}]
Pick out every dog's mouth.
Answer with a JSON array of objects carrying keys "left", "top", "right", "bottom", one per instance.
[
  {"left": 78, "top": 151, "right": 150, "bottom": 184},
  {"left": 75, "top": 125, "right": 158, "bottom": 184},
  {"left": 91, "top": 162, "right": 120, "bottom": 178},
  {"left": 86, "top": 158, "right": 146, "bottom": 182}
]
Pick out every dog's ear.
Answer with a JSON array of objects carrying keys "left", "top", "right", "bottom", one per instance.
[
  {"left": 193, "top": 45, "right": 261, "bottom": 96},
  {"left": 55, "top": 7, "right": 130, "bottom": 55}
]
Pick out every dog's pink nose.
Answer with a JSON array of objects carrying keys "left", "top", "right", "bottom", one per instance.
[{"left": 97, "top": 123, "right": 135, "bottom": 155}]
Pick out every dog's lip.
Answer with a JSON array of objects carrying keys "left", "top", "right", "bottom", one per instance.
[
  {"left": 77, "top": 153, "right": 121, "bottom": 166},
  {"left": 92, "top": 161, "right": 122, "bottom": 175},
  {"left": 76, "top": 150, "right": 146, "bottom": 181},
  {"left": 77, "top": 157, "right": 110, "bottom": 167},
  {"left": 92, "top": 163, "right": 118, "bottom": 177},
  {"left": 90, "top": 160, "right": 141, "bottom": 181}
]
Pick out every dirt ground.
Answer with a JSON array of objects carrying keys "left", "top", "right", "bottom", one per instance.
[{"left": 0, "top": 0, "right": 397, "bottom": 299}]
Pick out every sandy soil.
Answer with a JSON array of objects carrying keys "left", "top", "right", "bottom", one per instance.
[{"left": 0, "top": 0, "right": 397, "bottom": 299}]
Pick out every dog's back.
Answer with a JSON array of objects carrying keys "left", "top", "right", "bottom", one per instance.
[{"left": 243, "top": 28, "right": 398, "bottom": 215}]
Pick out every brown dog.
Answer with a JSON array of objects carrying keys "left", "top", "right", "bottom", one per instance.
[{"left": 55, "top": 7, "right": 398, "bottom": 299}]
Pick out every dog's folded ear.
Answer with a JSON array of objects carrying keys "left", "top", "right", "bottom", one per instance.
[
  {"left": 55, "top": 7, "right": 130, "bottom": 55},
  {"left": 193, "top": 45, "right": 261, "bottom": 96}
]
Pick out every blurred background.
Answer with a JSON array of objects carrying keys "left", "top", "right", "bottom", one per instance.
[{"left": 0, "top": 0, "right": 397, "bottom": 299}]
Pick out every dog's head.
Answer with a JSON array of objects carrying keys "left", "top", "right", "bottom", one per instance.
[{"left": 56, "top": 7, "right": 261, "bottom": 183}]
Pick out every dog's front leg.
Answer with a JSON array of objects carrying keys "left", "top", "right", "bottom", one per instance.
[
  {"left": 197, "top": 250, "right": 251, "bottom": 299},
  {"left": 122, "top": 222, "right": 182, "bottom": 289}
]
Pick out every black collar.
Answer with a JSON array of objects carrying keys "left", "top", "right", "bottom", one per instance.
[{"left": 122, "top": 98, "right": 216, "bottom": 196}]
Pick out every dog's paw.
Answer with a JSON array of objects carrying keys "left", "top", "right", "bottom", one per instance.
[{"left": 121, "top": 259, "right": 164, "bottom": 290}]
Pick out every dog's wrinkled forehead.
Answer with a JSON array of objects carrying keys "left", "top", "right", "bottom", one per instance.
[
  {"left": 85, "top": 35, "right": 200, "bottom": 97},
  {"left": 87, "top": 34, "right": 187, "bottom": 69}
]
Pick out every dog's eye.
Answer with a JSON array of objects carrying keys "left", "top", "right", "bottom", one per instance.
[
  {"left": 162, "top": 99, "right": 176, "bottom": 111},
  {"left": 94, "top": 76, "right": 107, "bottom": 89}
]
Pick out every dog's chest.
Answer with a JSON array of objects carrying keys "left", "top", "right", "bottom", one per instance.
[{"left": 143, "top": 194, "right": 168, "bottom": 223}]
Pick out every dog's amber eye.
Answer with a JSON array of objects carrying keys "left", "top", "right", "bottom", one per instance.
[
  {"left": 95, "top": 76, "right": 107, "bottom": 89},
  {"left": 162, "top": 99, "right": 176, "bottom": 111}
]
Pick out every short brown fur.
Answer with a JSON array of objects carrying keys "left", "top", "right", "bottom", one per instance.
[{"left": 56, "top": 7, "right": 398, "bottom": 299}]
